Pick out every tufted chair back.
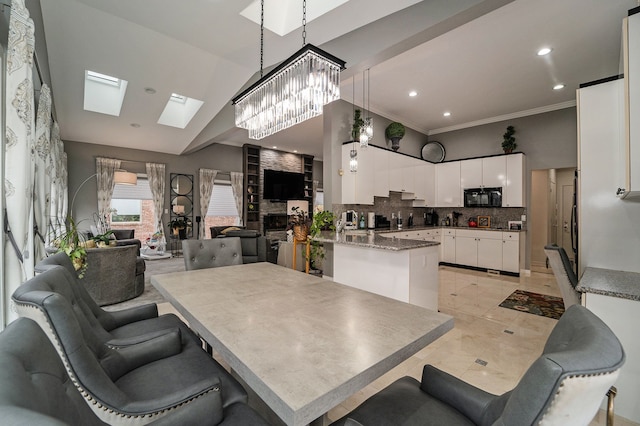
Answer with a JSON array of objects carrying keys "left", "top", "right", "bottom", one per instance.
[
  {"left": 544, "top": 244, "right": 581, "bottom": 309},
  {"left": 182, "top": 237, "right": 243, "bottom": 271}
]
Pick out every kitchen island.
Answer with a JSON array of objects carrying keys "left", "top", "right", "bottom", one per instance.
[{"left": 314, "top": 231, "right": 440, "bottom": 310}]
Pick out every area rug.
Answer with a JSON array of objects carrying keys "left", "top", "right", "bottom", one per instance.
[{"left": 498, "top": 290, "right": 565, "bottom": 320}]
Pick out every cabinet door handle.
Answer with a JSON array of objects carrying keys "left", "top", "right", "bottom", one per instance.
[{"left": 616, "top": 188, "right": 626, "bottom": 196}]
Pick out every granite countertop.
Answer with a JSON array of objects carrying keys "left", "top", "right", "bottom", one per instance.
[
  {"left": 576, "top": 267, "right": 640, "bottom": 302},
  {"left": 376, "top": 225, "right": 525, "bottom": 233},
  {"left": 314, "top": 230, "right": 440, "bottom": 251}
]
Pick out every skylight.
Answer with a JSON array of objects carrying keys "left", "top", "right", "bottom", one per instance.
[
  {"left": 157, "top": 93, "right": 204, "bottom": 129},
  {"left": 240, "top": 0, "right": 349, "bottom": 36},
  {"left": 83, "top": 70, "right": 128, "bottom": 116}
]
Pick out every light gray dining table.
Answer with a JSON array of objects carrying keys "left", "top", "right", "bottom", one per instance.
[{"left": 151, "top": 262, "right": 453, "bottom": 426}]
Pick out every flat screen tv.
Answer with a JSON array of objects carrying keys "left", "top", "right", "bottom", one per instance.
[{"left": 263, "top": 169, "right": 305, "bottom": 201}]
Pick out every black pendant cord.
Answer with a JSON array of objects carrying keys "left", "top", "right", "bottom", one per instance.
[
  {"left": 260, "top": 0, "right": 264, "bottom": 78},
  {"left": 302, "top": 0, "right": 307, "bottom": 46}
]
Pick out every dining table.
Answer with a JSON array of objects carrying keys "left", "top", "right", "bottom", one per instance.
[{"left": 151, "top": 262, "right": 453, "bottom": 426}]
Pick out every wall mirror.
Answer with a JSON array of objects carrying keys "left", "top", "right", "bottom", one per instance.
[{"left": 169, "top": 173, "right": 194, "bottom": 239}]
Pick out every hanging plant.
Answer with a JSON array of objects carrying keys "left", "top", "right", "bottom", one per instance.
[{"left": 351, "top": 109, "right": 364, "bottom": 142}]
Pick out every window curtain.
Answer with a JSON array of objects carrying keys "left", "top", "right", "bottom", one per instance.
[
  {"left": 95, "top": 157, "right": 120, "bottom": 233},
  {"left": 33, "top": 83, "right": 51, "bottom": 260},
  {"left": 230, "top": 171, "right": 244, "bottom": 226},
  {"left": 145, "top": 162, "right": 166, "bottom": 242},
  {"left": 3, "top": 0, "right": 36, "bottom": 325},
  {"left": 199, "top": 168, "right": 218, "bottom": 239},
  {"left": 48, "top": 122, "right": 66, "bottom": 239}
]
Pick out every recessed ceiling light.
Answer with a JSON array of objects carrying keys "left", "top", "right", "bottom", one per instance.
[
  {"left": 443, "top": 112, "right": 451, "bottom": 117},
  {"left": 272, "top": 146, "right": 277, "bottom": 149},
  {"left": 553, "top": 84, "right": 565, "bottom": 90},
  {"left": 293, "top": 150, "right": 298, "bottom": 153},
  {"left": 144, "top": 87, "right": 156, "bottom": 94},
  {"left": 409, "top": 91, "right": 418, "bottom": 97},
  {"left": 537, "top": 47, "right": 552, "bottom": 56},
  {"left": 130, "top": 123, "right": 141, "bottom": 128}
]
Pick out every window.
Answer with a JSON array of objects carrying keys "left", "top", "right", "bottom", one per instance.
[
  {"left": 110, "top": 177, "right": 156, "bottom": 241},
  {"left": 205, "top": 181, "right": 240, "bottom": 236}
]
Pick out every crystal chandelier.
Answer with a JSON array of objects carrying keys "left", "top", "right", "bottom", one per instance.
[{"left": 232, "top": 0, "right": 346, "bottom": 140}]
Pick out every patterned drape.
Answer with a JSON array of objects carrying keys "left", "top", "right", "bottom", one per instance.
[
  {"left": 230, "top": 171, "right": 244, "bottom": 226},
  {"left": 3, "top": 0, "right": 36, "bottom": 324},
  {"left": 48, "top": 122, "right": 65, "bottom": 239},
  {"left": 145, "top": 162, "right": 166, "bottom": 241},
  {"left": 198, "top": 169, "right": 218, "bottom": 239},
  {"left": 33, "top": 83, "right": 51, "bottom": 260},
  {"left": 59, "top": 147, "right": 68, "bottom": 234},
  {"left": 95, "top": 157, "right": 120, "bottom": 233}
]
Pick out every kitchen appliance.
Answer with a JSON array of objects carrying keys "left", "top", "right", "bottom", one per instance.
[
  {"left": 367, "top": 212, "right": 376, "bottom": 229},
  {"left": 468, "top": 217, "right": 478, "bottom": 227},
  {"left": 424, "top": 209, "right": 438, "bottom": 226},
  {"left": 342, "top": 210, "right": 358, "bottom": 230},
  {"left": 463, "top": 187, "right": 502, "bottom": 208},
  {"left": 374, "top": 215, "right": 390, "bottom": 229}
]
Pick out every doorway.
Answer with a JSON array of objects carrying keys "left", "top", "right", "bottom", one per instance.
[{"left": 530, "top": 168, "right": 576, "bottom": 274}]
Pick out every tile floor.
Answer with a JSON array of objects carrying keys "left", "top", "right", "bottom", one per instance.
[{"left": 158, "top": 265, "right": 636, "bottom": 425}]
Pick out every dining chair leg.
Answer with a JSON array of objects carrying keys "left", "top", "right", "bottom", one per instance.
[{"left": 606, "top": 386, "right": 617, "bottom": 426}]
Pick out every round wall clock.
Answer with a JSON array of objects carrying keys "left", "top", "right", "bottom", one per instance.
[{"left": 421, "top": 141, "right": 446, "bottom": 162}]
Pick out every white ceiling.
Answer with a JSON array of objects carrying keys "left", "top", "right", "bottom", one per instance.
[{"left": 39, "top": 0, "right": 638, "bottom": 159}]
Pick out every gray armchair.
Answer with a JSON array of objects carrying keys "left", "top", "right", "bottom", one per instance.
[
  {"left": 544, "top": 244, "right": 581, "bottom": 309},
  {"left": 12, "top": 266, "right": 248, "bottom": 424},
  {"left": 182, "top": 238, "right": 243, "bottom": 271},
  {"left": 330, "top": 305, "right": 625, "bottom": 426},
  {"left": 221, "top": 229, "right": 269, "bottom": 263},
  {"left": 0, "top": 317, "right": 269, "bottom": 426}
]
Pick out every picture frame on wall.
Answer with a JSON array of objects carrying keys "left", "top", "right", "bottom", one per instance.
[{"left": 478, "top": 216, "right": 491, "bottom": 228}]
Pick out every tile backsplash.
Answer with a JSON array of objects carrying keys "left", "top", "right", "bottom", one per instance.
[{"left": 335, "top": 191, "right": 525, "bottom": 230}]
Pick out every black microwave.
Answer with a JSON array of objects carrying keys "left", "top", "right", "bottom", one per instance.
[{"left": 463, "top": 187, "right": 502, "bottom": 207}]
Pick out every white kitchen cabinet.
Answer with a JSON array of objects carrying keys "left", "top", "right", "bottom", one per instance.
[
  {"left": 454, "top": 229, "right": 502, "bottom": 270},
  {"left": 483, "top": 156, "right": 507, "bottom": 189},
  {"left": 460, "top": 156, "right": 506, "bottom": 190},
  {"left": 504, "top": 153, "right": 525, "bottom": 207},
  {"left": 373, "top": 147, "right": 390, "bottom": 197},
  {"left": 341, "top": 144, "right": 374, "bottom": 205},
  {"left": 460, "top": 158, "right": 482, "bottom": 189},
  {"left": 436, "top": 162, "right": 462, "bottom": 207},
  {"left": 389, "top": 153, "right": 413, "bottom": 194},
  {"left": 454, "top": 231, "right": 477, "bottom": 266},
  {"left": 441, "top": 229, "right": 456, "bottom": 263},
  {"left": 619, "top": 13, "right": 640, "bottom": 199},
  {"left": 502, "top": 232, "right": 521, "bottom": 273},
  {"left": 413, "top": 162, "right": 435, "bottom": 206}
]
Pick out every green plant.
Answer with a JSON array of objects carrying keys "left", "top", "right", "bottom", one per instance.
[
  {"left": 385, "top": 122, "right": 406, "bottom": 140},
  {"left": 91, "top": 230, "right": 114, "bottom": 245},
  {"left": 54, "top": 216, "right": 88, "bottom": 278},
  {"left": 308, "top": 210, "right": 336, "bottom": 271},
  {"left": 352, "top": 109, "right": 365, "bottom": 141},
  {"left": 502, "top": 125, "right": 517, "bottom": 152}
]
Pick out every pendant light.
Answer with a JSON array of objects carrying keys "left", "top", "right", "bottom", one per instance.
[
  {"left": 359, "top": 68, "right": 373, "bottom": 148},
  {"left": 350, "top": 76, "right": 358, "bottom": 172},
  {"left": 232, "top": 0, "right": 346, "bottom": 140}
]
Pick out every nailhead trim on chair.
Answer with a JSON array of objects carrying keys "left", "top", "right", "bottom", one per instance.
[{"left": 13, "top": 301, "right": 219, "bottom": 426}]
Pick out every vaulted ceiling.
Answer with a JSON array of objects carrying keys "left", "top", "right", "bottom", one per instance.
[{"left": 39, "top": 0, "right": 637, "bottom": 159}]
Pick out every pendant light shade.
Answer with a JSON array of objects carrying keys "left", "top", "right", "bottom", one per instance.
[{"left": 114, "top": 169, "right": 137, "bottom": 185}]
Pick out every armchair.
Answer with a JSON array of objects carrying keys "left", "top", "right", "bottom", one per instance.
[
  {"left": 12, "top": 267, "right": 249, "bottom": 424},
  {"left": 0, "top": 317, "right": 269, "bottom": 425},
  {"left": 331, "top": 305, "right": 625, "bottom": 426}
]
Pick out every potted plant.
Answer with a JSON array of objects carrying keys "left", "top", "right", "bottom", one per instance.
[
  {"left": 91, "top": 230, "right": 114, "bottom": 248},
  {"left": 502, "top": 125, "right": 517, "bottom": 153},
  {"left": 385, "top": 122, "right": 405, "bottom": 151},
  {"left": 53, "top": 217, "right": 88, "bottom": 278},
  {"left": 169, "top": 217, "right": 191, "bottom": 239},
  {"left": 287, "top": 206, "right": 310, "bottom": 242},
  {"left": 308, "top": 210, "right": 336, "bottom": 273},
  {"left": 352, "top": 109, "right": 365, "bottom": 142}
]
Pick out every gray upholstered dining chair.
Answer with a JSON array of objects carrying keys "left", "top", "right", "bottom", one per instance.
[
  {"left": 330, "top": 305, "right": 625, "bottom": 426},
  {"left": 182, "top": 237, "right": 243, "bottom": 271},
  {"left": 544, "top": 244, "right": 581, "bottom": 309}
]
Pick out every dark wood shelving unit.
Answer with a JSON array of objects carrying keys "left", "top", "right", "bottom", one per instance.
[
  {"left": 243, "top": 144, "right": 261, "bottom": 231},
  {"left": 302, "top": 155, "right": 314, "bottom": 214}
]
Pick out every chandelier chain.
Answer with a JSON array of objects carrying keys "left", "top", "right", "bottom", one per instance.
[
  {"left": 302, "top": 0, "right": 307, "bottom": 46},
  {"left": 260, "top": 0, "right": 264, "bottom": 77}
]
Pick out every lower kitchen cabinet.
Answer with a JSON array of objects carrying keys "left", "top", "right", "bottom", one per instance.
[
  {"left": 454, "top": 229, "right": 502, "bottom": 271},
  {"left": 441, "top": 229, "right": 456, "bottom": 263}
]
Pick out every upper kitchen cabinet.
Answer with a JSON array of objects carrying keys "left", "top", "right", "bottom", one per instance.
[
  {"left": 504, "top": 153, "right": 525, "bottom": 207},
  {"left": 413, "top": 162, "right": 436, "bottom": 207},
  {"left": 436, "top": 161, "right": 462, "bottom": 207},
  {"left": 389, "top": 153, "right": 417, "bottom": 195},
  {"left": 372, "top": 147, "right": 390, "bottom": 197},
  {"left": 619, "top": 10, "right": 640, "bottom": 199},
  {"left": 341, "top": 144, "right": 375, "bottom": 205},
  {"left": 460, "top": 156, "right": 506, "bottom": 190}
]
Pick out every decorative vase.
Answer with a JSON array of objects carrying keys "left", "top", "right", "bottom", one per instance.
[
  {"left": 293, "top": 225, "right": 309, "bottom": 242},
  {"left": 391, "top": 137, "right": 401, "bottom": 151}
]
